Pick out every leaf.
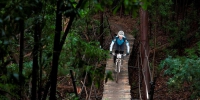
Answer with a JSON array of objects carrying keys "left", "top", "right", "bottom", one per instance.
[
  {"left": 105, "top": 0, "right": 113, "bottom": 5},
  {"left": 15, "top": 17, "right": 21, "bottom": 21},
  {"left": 4, "top": 15, "right": 10, "bottom": 21},
  {"left": 0, "top": 75, "right": 7, "bottom": 81},
  {"left": 124, "top": 0, "right": 129, "bottom": 6},
  {"left": 113, "top": 5, "right": 120, "bottom": 15},
  {"left": 86, "top": 65, "right": 93, "bottom": 72},
  {"left": 3, "top": 40, "right": 9, "bottom": 45},
  {"left": 95, "top": 81, "right": 100, "bottom": 88},
  {"left": 13, "top": 73, "right": 19, "bottom": 81},
  {"left": 132, "top": 8, "right": 138, "bottom": 18},
  {"left": 0, "top": 18, "right": 3, "bottom": 23},
  {"left": 105, "top": 70, "right": 113, "bottom": 83},
  {"left": 94, "top": 3, "right": 103, "bottom": 12},
  {"left": 141, "top": 2, "right": 147, "bottom": 10},
  {"left": 1, "top": 29, "right": 5, "bottom": 36}
]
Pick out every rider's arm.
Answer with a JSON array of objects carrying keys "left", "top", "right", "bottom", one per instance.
[
  {"left": 125, "top": 40, "right": 130, "bottom": 53},
  {"left": 109, "top": 39, "right": 115, "bottom": 52}
]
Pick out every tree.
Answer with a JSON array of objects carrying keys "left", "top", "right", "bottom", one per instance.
[
  {"left": 139, "top": 7, "right": 150, "bottom": 100},
  {"left": 148, "top": 0, "right": 200, "bottom": 99},
  {"left": 19, "top": 19, "right": 24, "bottom": 99},
  {"left": 49, "top": 0, "right": 62, "bottom": 99}
]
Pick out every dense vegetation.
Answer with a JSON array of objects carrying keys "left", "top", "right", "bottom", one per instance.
[
  {"left": 0, "top": 0, "right": 200, "bottom": 99},
  {"left": 0, "top": 0, "right": 111, "bottom": 99},
  {"left": 148, "top": 0, "right": 200, "bottom": 99}
]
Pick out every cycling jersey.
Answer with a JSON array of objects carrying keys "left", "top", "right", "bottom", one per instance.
[{"left": 109, "top": 36, "right": 130, "bottom": 53}]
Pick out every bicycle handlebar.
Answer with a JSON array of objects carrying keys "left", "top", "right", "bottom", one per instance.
[{"left": 112, "top": 53, "right": 127, "bottom": 57}]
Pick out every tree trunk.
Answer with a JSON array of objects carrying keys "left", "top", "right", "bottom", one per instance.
[
  {"left": 59, "top": 0, "right": 83, "bottom": 52},
  {"left": 49, "top": 0, "right": 62, "bottom": 99},
  {"left": 48, "top": 0, "right": 84, "bottom": 99},
  {"left": 38, "top": 20, "right": 43, "bottom": 100},
  {"left": 99, "top": 9, "right": 104, "bottom": 47},
  {"left": 139, "top": 8, "right": 150, "bottom": 100},
  {"left": 19, "top": 19, "right": 24, "bottom": 99},
  {"left": 42, "top": 80, "right": 51, "bottom": 100},
  {"left": 31, "top": 20, "right": 40, "bottom": 100}
]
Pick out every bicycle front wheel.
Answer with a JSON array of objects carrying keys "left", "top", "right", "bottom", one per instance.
[{"left": 116, "top": 61, "right": 120, "bottom": 83}]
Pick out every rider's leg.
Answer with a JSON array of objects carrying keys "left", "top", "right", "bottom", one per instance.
[
  {"left": 113, "top": 50, "right": 119, "bottom": 64},
  {"left": 114, "top": 50, "right": 119, "bottom": 72},
  {"left": 120, "top": 51, "right": 124, "bottom": 65}
]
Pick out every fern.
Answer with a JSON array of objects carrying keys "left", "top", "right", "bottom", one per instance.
[{"left": 159, "top": 42, "right": 200, "bottom": 98}]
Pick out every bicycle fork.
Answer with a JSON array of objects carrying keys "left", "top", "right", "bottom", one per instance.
[{"left": 116, "top": 59, "right": 121, "bottom": 73}]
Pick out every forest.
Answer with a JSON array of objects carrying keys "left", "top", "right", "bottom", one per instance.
[{"left": 0, "top": 0, "right": 200, "bottom": 100}]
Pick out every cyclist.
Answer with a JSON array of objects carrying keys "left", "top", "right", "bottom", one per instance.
[{"left": 109, "top": 30, "right": 130, "bottom": 71}]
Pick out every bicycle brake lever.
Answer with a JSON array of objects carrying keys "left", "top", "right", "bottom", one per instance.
[{"left": 112, "top": 53, "right": 115, "bottom": 55}]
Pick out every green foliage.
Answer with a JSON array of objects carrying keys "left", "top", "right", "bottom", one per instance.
[
  {"left": 159, "top": 41, "right": 200, "bottom": 99},
  {"left": 0, "top": 74, "right": 20, "bottom": 99},
  {"left": 0, "top": 83, "right": 19, "bottom": 100},
  {"left": 0, "top": 0, "right": 143, "bottom": 99},
  {"left": 0, "top": 0, "right": 56, "bottom": 99},
  {"left": 140, "top": 0, "right": 152, "bottom": 10},
  {"left": 148, "top": 0, "right": 174, "bottom": 26},
  {"left": 112, "top": 0, "right": 152, "bottom": 17},
  {"left": 105, "top": 70, "right": 114, "bottom": 82},
  {"left": 157, "top": 0, "right": 173, "bottom": 17},
  {"left": 7, "top": 61, "right": 32, "bottom": 78},
  {"left": 113, "top": 0, "right": 140, "bottom": 17},
  {"left": 56, "top": 26, "right": 109, "bottom": 97},
  {"left": 78, "top": 8, "right": 90, "bottom": 18},
  {"left": 65, "top": 93, "right": 79, "bottom": 100},
  {"left": 77, "top": 0, "right": 113, "bottom": 18},
  {"left": 60, "top": 30, "right": 109, "bottom": 71}
]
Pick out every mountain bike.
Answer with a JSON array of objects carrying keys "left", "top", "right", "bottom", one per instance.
[{"left": 112, "top": 53, "right": 126, "bottom": 83}]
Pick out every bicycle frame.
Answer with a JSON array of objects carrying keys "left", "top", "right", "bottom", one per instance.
[
  {"left": 112, "top": 53, "right": 126, "bottom": 83},
  {"left": 116, "top": 53, "right": 122, "bottom": 73}
]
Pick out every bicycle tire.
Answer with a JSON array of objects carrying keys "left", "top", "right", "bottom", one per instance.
[{"left": 116, "top": 61, "right": 120, "bottom": 83}]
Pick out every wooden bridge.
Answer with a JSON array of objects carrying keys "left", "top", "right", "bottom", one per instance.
[{"left": 102, "top": 33, "right": 137, "bottom": 100}]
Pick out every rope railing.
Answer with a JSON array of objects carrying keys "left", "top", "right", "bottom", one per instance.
[
  {"left": 133, "top": 40, "right": 156, "bottom": 100},
  {"left": 140, "top": 42, "right": 153, "bottom": 82},
  {"left": 137, "top": 51, "right": 142, "bottom": 100}
]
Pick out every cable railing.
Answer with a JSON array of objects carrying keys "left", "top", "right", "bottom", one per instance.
[
  {"left": 140, "top": 42, "right": 153, "bottom": 82},
  {"left": 132, "top": 40, "right": 156, "bottom": 100},
  {"left": 137, "top": 50, "right": 142, "bottom": 100},
  {"left": 139, "top": 42, "right": 149, "bottom": 100}
]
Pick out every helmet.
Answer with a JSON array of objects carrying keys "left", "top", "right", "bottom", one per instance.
[{"left": 118, "top": 30, "right": 124, "bottom": 37}]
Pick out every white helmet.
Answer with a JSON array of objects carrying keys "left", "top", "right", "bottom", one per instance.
[{"left": 118, "top": 30, "right": 124, "bottom": 37}]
